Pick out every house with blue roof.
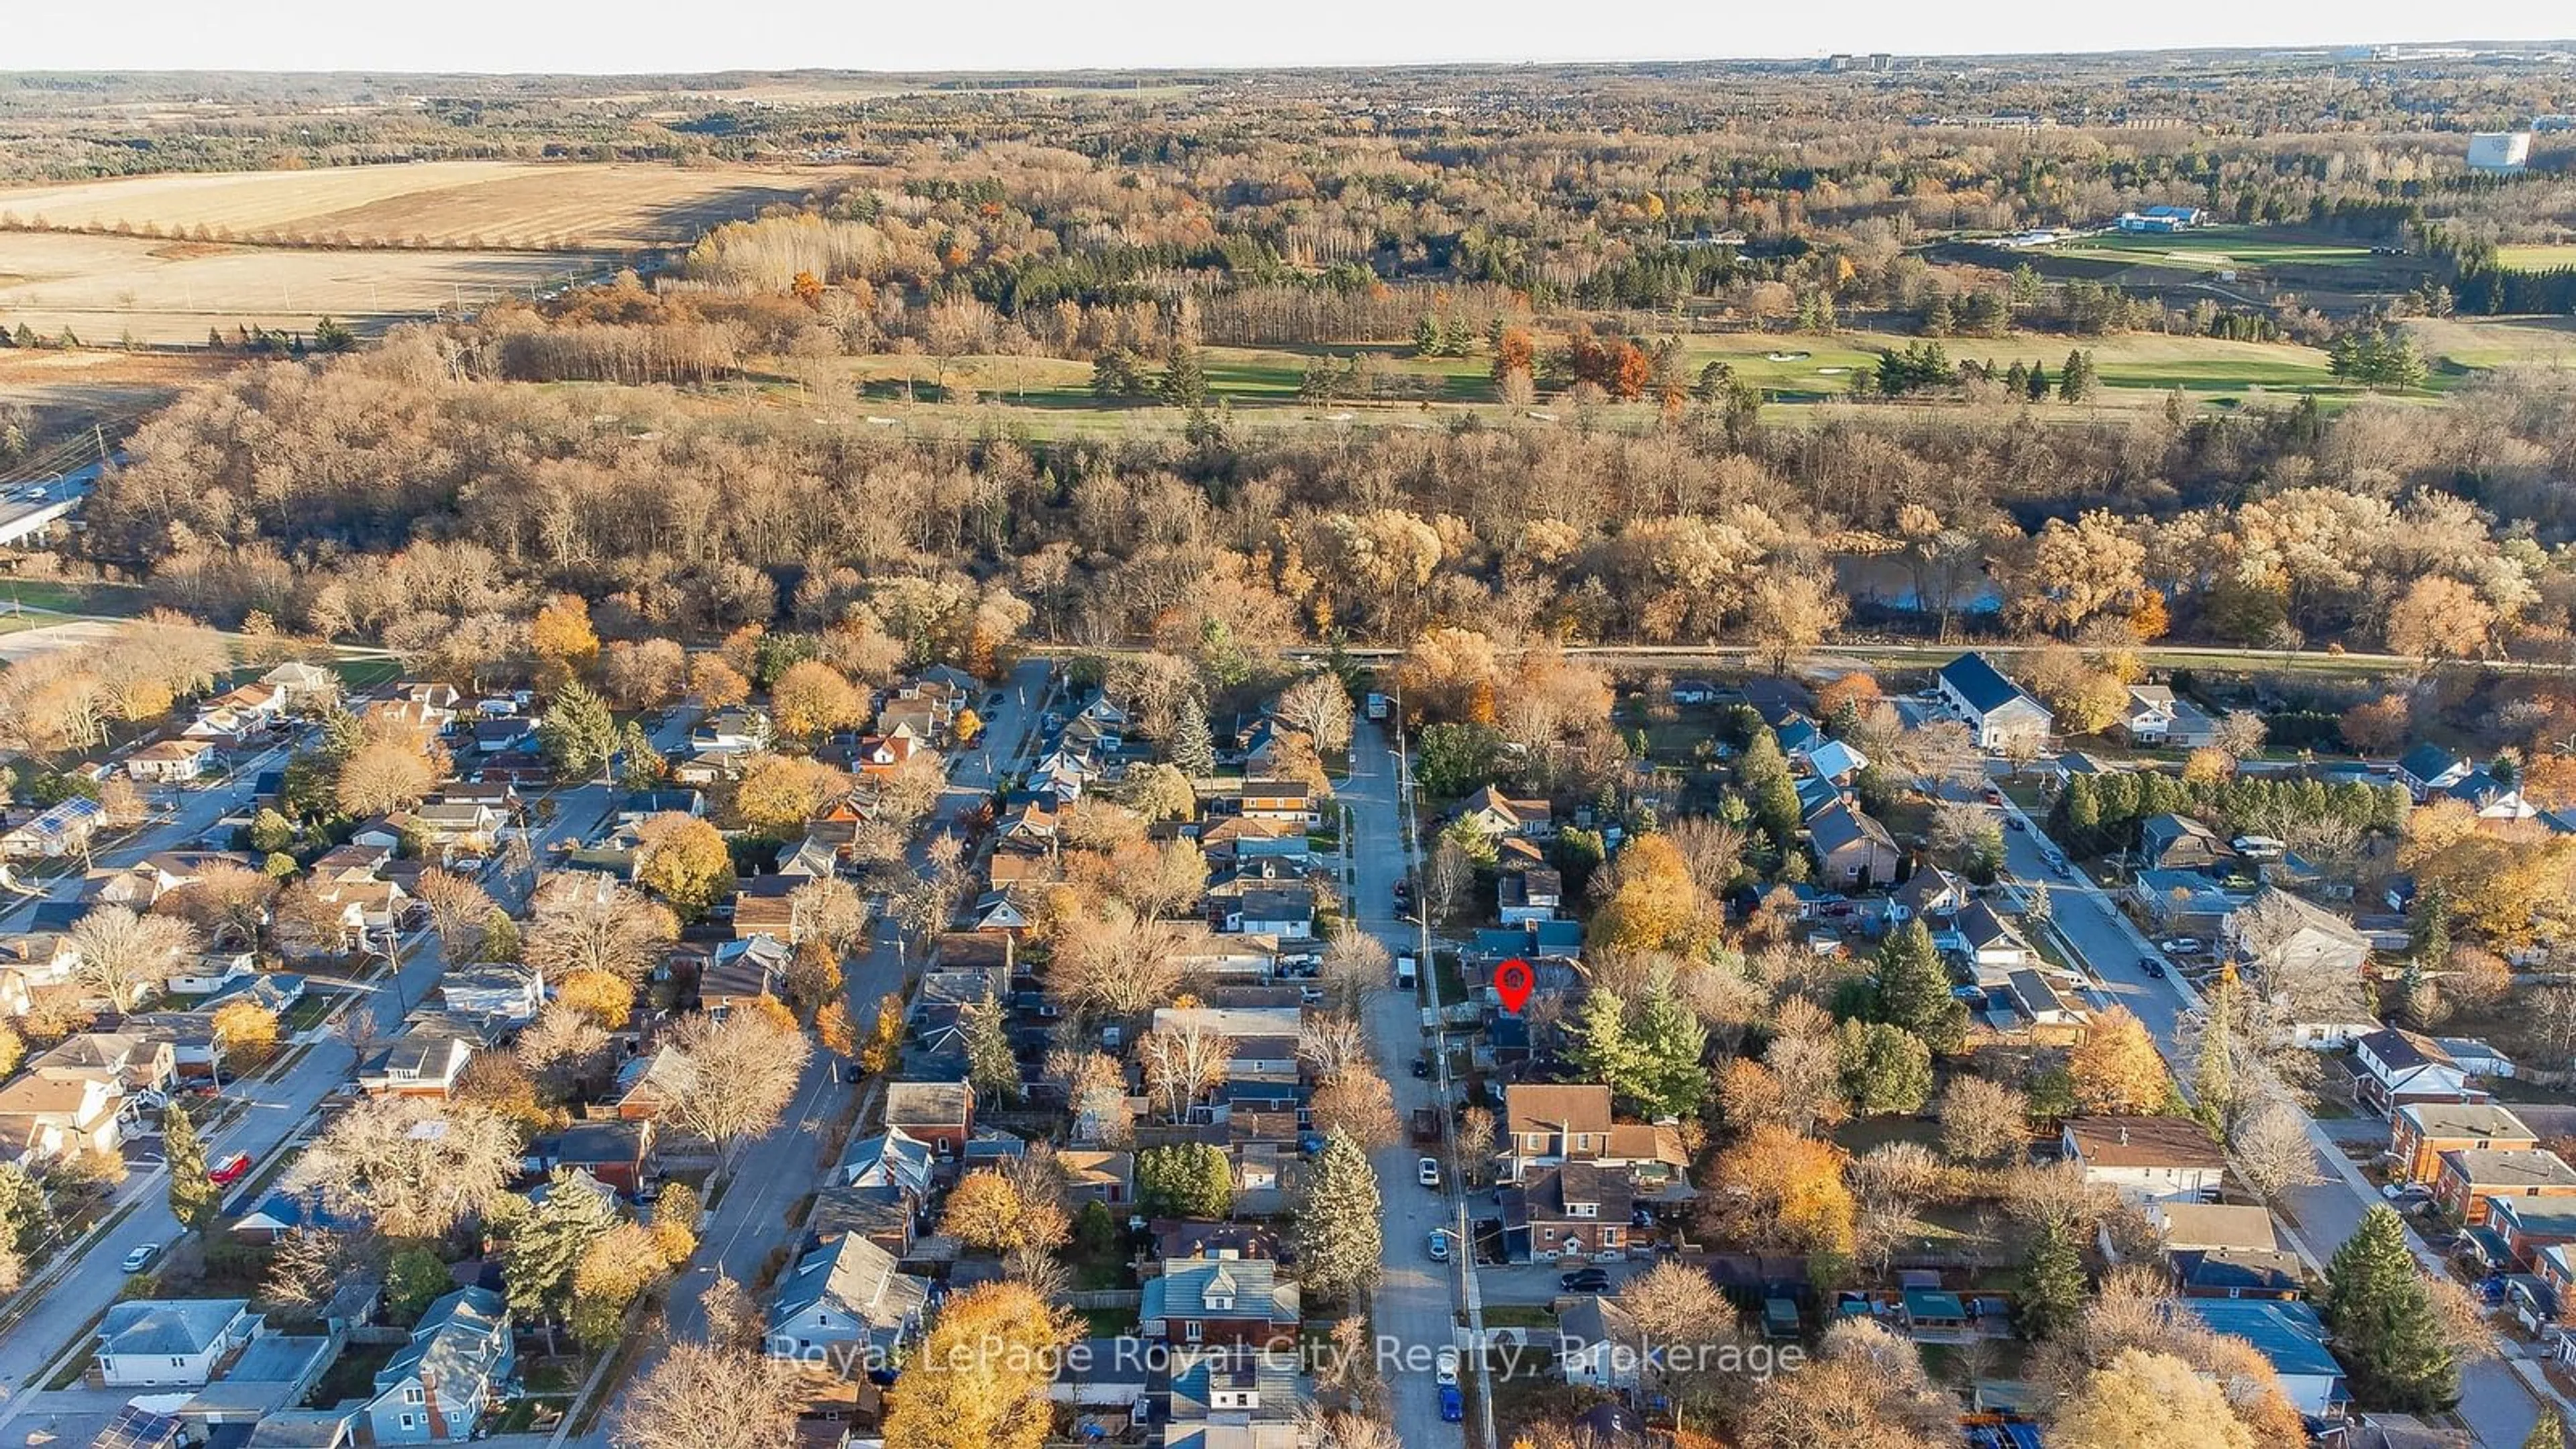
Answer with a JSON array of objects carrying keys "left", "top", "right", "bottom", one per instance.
[
  {"left": 2396, "top": 745, "right": 2470, "bottom": 802},
  {"left": 2178, "top": 1298, "right": 2346, "bottom": 1417},
  {"left": 366, "top": 1287, "right": 513, "bottom": 1443},
  {"left": 1937, "top": 653, "right": 2051, "bottom": 750}
]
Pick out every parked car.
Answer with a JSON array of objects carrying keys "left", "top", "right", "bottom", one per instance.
[
  {"left": 1559, "top": 1267, "right": 1612, "bottom": 1293},
  {"left": 1439, "top": 1383, "right": 1464, "bottom": 1423},
  {"left": 2139, "top": 956, "right": 2164, "bottom": 978},
  {"left": 121, "top": 1243, "right": 158, "bottom": 1273},
  {"left": 1427, "top": 1230, "right": 1450, "bottom": 1263},
  {"left": 1417, "top": 1157, "right": 1441, "bottom": 1189},
  {"left": 2006, "top": 816, "right": 2025, "bottom": 831},
  {"left": 2159, "top": 938, "right": 2204, "bottom": 956},
  {"left": 1436, "top": 1348, "right": 1460, "bottom": 1386},
  {"left": 209, "top": 1151, "right": 252, "bottom": 1186},
  {"left": 1411, "top": 1056, "right": 1432, "bottom": 1079}
]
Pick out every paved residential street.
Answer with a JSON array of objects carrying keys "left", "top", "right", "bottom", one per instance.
[
  {"left": 1344, "top": 716, "right": 1470, "bottom": 1449},
  {"left": 1992, "top": 780, "right": 2546, "bottom": 1446}
]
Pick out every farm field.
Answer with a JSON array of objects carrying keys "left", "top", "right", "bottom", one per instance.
[
  {"left": 2493, "top": 243, "right": 2576, "bottom": 271},
  {"left": 0, "top": 231, "right": 617, "bottom": 345},
  {"left": 0, "top": 160, "right": 839, "bottom": 252}
]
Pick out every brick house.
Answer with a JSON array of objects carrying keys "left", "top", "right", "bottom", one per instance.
[
  {"left": 2433, "top": 1148, "right": 2576, "bottom": 1226},
  {"left": 1501, "top": 1163, "right": 1633, "bottom": 1263},
  {"left": 2390, "top": 1102, "right": 2536, "bottom": 1185}
]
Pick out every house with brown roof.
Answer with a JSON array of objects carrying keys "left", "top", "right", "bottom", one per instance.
[
  {"left": 1501, "top": 1163, "right": 1634, "bottom": 1263},
  {"left": 883, "top": 1081, "right": 975, "bottom": 1157},
  {"left": 2061, "top": 1116, "right": 2225, "bottom": 1202},
  {"left": 1059, "top": 1150, "right": 1136, "bottom": 1208},
  {"left": 2391, "top": 1102, "right": 2536, "bottom": 1185},
  {"left": 2434, "top": 1148, "right": 2576, "bottom": 1226},
  {"left": 127, "top": 739, "right": 218, "bottom": 784},
  {"left": 1500, "top": 1085, "right": 1615, "bottom": 1183},
  {"left": 1458, "top": 785, "right": 1553, "bottom": 839},
  {"left": 1238, "top": 780, "right": 1318, "bottom": 826}
]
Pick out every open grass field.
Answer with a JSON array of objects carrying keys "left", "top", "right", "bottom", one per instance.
[
  {"left": 2493, "top": 244, "right": 2576, "bottom": 272},
  {"left": 2049, "top": 226, "right": 2385, "bottom": 274},
  {"left": 0, "top": 160, "right": 839, "bottom": 252},
  {"left": 0, "top": 231, "right": 620, "bottom": 345},
  {"left": 2406, "top": 315, "right": 2576, "bottom": 371}
]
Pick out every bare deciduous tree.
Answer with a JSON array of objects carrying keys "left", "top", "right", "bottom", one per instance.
[
  {"left": 523, "top": 873, "right": 678, "bottom": 985},
  {"left": 2229, "top": 1096, "right": 2325, "bottom": 1201},
  {"left": 1319, "top": 929, "right": 1390, "bottom": 1018},
  {"left": 1046, "top": 903, "right": 1199, "bottom": 1019},
  {"left": 70, "top": 906, "right": 201, "bottom": 1012},
  {"left": 287, "top": 1096, "right": 518, "bottom": 1239},
  {"left": 665, "top": 1008, "right": 812, "bottom": 1156},
  {"left": 1137, "top": 1020, "right": 1228, "bottom": 1123},
  {"left": 415, "top": 867, "right": 496, "bottom": 961},
  {"left": 612, "top": 1342, "right": 804, "bottom": 1449},
  {"left": 1308, "top": 1067, "right": 1403, "bottom": 1151}
]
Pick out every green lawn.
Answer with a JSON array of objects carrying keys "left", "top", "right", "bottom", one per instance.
[
  {"left": 2053, "top": 227, "right": 2381, "bottom": 272},
  {"left": 0, "top": 579, "right": 151, "bottom": 617},
  {"left": 2494, "top": 244, "right": 2576, "bottom": 271}
]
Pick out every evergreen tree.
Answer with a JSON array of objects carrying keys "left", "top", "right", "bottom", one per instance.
[
  {"left": 2193, "top": 967, "right": 2239, "bottom": 1130},
  {"left": 2410, "top": 885, "right": 2453, "bottom": 966},
  {"left": 2026, "top": 360, "right": 2051, "bottom": 400},
  {"left": 1836, "top": 1020, "right": 1933, "bottom": 1114},
  {"left": 1168, "top": 704, "right": 1216, "bottom": 777},
  {"left": 1566, "top": 987, "right": 1642, "bottom": 1097},
  {"left": 1628, "top": 988, "right": 1711, "bottom": 1120},
  {"left": 164, "top": 1104, "right": 218, "bottom": 1234},
  {"left": 1136, "top": 1143, "right": 1234, "bottom": 1218},
  {"left": 1873, "top": 920, "right": 1969, "bottom": 1055},
  {"left": 2323, "top": 1205, "right": 2461, "bottom": 1412},
  {"left": 502, "top": 1168, "right": 621, "bottom": 1338},
  {"left": 1295, "top": 1130, "right": 1383, "bottom": 1305},
  {"left": 1413, "top": 315, "right": 1442, "bottom": 358},
  {"left": 2521, "top": 1406, "right": 2565, "bottom": 1449},
  {"left": 2004, "top": 360, "right": 2029, "bottom": 394},
  {"left": 2017, "top": 1216, "right": 2088, "bottom": 1340},
  {"left": 2057, "top": 348, "right": 2096, "bottom": 402},
  {"left": 1090, "top": 347, "right": 1148, "bottom": 400},
  {"left": 963, "top": 992, "right": 1019, "bottom": 1103},
  {"left": 538, "top": 682, "right": 619, "bottom": 780},
  {"left": 1157, "top": 343, "right": 1208, "bottom": 409},
  {"left": 1921, "top": 292, "right": 1955, "bottom": 336},
  {"left": 616, "top": 720, "right": 666, "bottom": 791}
]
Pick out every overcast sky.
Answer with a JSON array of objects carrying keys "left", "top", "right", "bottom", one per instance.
[{"left": 9, "top": 1, "right": 2569, "bottom": 73}]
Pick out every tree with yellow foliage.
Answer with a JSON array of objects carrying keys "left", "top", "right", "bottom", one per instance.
[
  {"left": 2068, "top": 1008, "right": 2171, "bottom": 1114},
  {"left": 2051, "top": 1348, "right": 2253, "bottom": 1449},
  {"left": 731, "top": 753, "right": 853, "bottom": 835},
  {"left": 209, "top": 1000, "right": 279, "bottom": 1071},
  {"left": 769, "top": 659, "right": 865, "bottom": 743},
  {"left": 1589, "top": 833, "right": 1709, "bottom": 956},
  {"left": 529, "top": 594, "right": 600, "bottom": 690},
  {"left": 553, "top": 969, "right": 636, "bottom": 1030},
  {"left": 686, "top": 653, "right": 751, "bottom": 709},
  {"left": 1700, "top": 1124, "right": 1856, "bottom": 1256},
  {"left": 881, "top": 1281, "right": 1077, "bottom": 1449},
  {"left": 633, "top": 812, "right": 735, "bottom": 921}
]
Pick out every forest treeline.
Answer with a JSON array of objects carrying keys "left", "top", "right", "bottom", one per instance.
[{"left": 77, "top": 331, "right": 2576, "bottom": 676}]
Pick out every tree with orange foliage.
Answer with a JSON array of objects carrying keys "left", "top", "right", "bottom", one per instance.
[
  {"left": 1700, "top": 1124, "right": 1856, "bottom": 1256},
  {"left": 2128, "top": 587, "right": 2171, "bottom": 642},
  {"left": 1813, "top": 672, "right": 1882, "bottom": 724},
  {"left": 769, "top": 659, "right": 865, "bottom": 742},
  {"left": 687, "top": 653, "right": 751, "bottom": 709},
  {"left": 791, "top": 270, "right": 824, "bottom": 306},
  {"left": 2068, "top": 1008, "right": 2172, "bottom": 1114},
  {"left": 529, "top": 594, "right": 600, "bottom": 690},
  {"left": 1611, "top": 341, "right": 1652, "bottom": 400},
  {"left": 1491, "top": 326, "right": 1535, "bottom": 380}
]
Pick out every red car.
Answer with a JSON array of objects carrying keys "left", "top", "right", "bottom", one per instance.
[{"left": 208, "top": 1152, "right": 252, "bottom": 1186}]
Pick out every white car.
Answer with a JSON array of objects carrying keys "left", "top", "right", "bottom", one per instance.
[
  {"left": 2159, "top": 938, "right": 2205, "bottom": 956},
  {"left": 121, "top": 1242, "right": 158, "bottom": 1273},
  {"left": 1417, "top": 1157, "right": 1441, "bottom": 1189},
  {"left": 1436, "top": 1348, "right": 1460, "bottom": 1386}
]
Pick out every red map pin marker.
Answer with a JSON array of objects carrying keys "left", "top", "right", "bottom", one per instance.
[{"left": 1495, "top": 957, "right": 1534, "bottom": 1014}]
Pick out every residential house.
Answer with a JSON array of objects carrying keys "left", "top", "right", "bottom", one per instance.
[
  {"left": 1238, "top": 780, "right": 1318, "bottom": 827},
  {"left": 406, "top": 801, "right": 504, "bottom": 861},
  {"left": 2489, "top": 1196, "right": 2576, "bottom": 1270},
  {"left": 692, "top": 934, "right": 792, "bottom": 1014},
  {"left": 968, "top": 887, "right": 1040, "bottom": 934},
  {"left": 365, "top": 1287, "right": 513, "bottom": 1444},
  {"left": 94, "top": 1299, "right": 261, "bottom": 1386},
  {"left": 1, "top": 796, "right": 103, "bottom": 859},
  {"left": 1499, "top": 1085, "right": 1614, "bottom": 1182},
  {"left": 229, "top": 1187, "right": 362, "bottom": 1245},
  {"left": 836, "top": 1127, "right": 936, "bottom": 1198},
  {"left": 731, "top": 873, "right": 802, "bottom": 941},
  {"left": 1807, "top": 800, "right": 1899, "bottom": 888},
  {"left": 0, "top": 1069, "right": 125, "bottom": 1163},
  {"left": 2449, "top": 769, "right": 2538, "bottom": 820},
  {"left": 765, "top": 1234, "right": 932, "bottom": 1368},
  {"left": 1140, "top": 1252, "right": 1302, "bottom": 1349},
  {"left": 2433, "top": 1148, "right": 2576, "bottom": 1226},
  {"left": 883, "top": 1081, "right": 974, "bottom": 1157},
  {"left": 1953, "top": 900, "right": 2035, "bottom": 974},
  {"left": 1458, "top": 785, "right": 1552, "bottom": 840},
  {"left": 1497, "top": 867, "right": 1562, "bottom": 926},
  {"left": 614, "top": 788, "right": 702, "bottom": 827},
  {"left": 2391, "top": 1103, "right": 2537, "bottom": 1184},
  {"left": 2004, "top": 968, "right": 2093, "bottom": 1037},
  {"left": 1557, "top": 1294, "right": 1644, "bottom": 1390},
  {"left": 1893, "top": 865, "right": 1970, "bottom": 925},
  {"left": 435, "top": 965, "right": 543, "bottom": 1027},
  {"left": 2396, "top": 745, "right": 2470, "bottom": 802},
  {"left": 1059, "top": 1149, "right": 1135, "bottom": 1208},
  {"left": 1937, "top": 653, "right": 2051, "bottom": 750},
  {"left": 1228, "top": 887, "right": 1315, "bottom": 937},
  {"left": 1049, "top": 1338, "right": 1155, "bottom": 1416},
  {"left": 176, "top": 1327, "right": 338, "bottom": 1428},
  {"left": 530, "top": 1120, "right": 654, "bottom": 1196},
  {"left": 2353, "top": 1028, "right": 2491, "bottom": 1118},
  {"left": 1796, "top": 737, "right": 1870, "bottom": 784},
  {"left": 1165, "top": 1346, "right": 1305, "bottom": 1446},
  {"left": 358, "top": 1032, "right": 474, "bottom": 1099},
  {"left": 1501, "top": 1163, "right": 1633, "bottom": 1263},
  {"left": 127, "top": 739, "right": 218, "bottom": 784},
  {"left": 2178, "top": 1299, "right": 2347, "bottom": 1418},
  {"left": 2149, "top": 1202, "right": 2302, "bottom": 1299},
  {"left": 260, "top": 661, "right": 339, "bottom": 710},
  {"left": 2131, "top": 870, "right": 2243, "bottom": 943},
  {"left": 689, "top": 706, "right": 773, "bottom": 759},
  {"left": 2123, "top": 685, "right": 2220, "bottom": 747},
  {"left": 611, "top": 1047, "right": 697, "bottom": 1122},
  {"left": 2237, "top": 887, "right": 2371, "bottom": 985},
  {"left": 2061, "top": 1116, "right": 2224, "bottom": 1202},
  {"left": 809, "top": 1184, "right": 924, "bottom": 1260},
  {"left": 2139, "top": 813, "right": 2233, "bottom": 873}
]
